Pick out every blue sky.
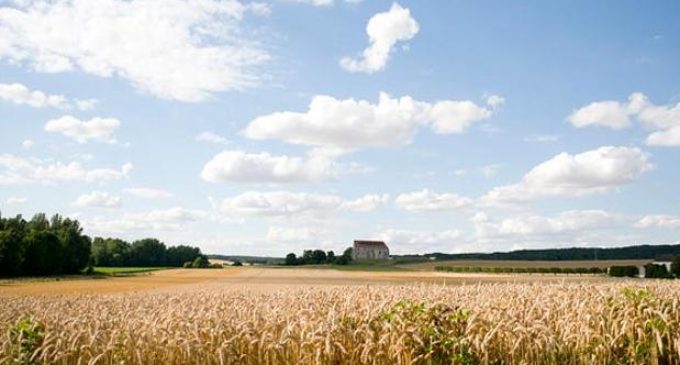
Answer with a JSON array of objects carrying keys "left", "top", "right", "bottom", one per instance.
[{"left": 1, "top": 0, "right": 679, "bottom": 256}]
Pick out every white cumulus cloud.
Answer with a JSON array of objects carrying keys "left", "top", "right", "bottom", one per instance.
[
  {"left": 45, "top": 115, "right": 120, "bottom": 144},
  {"left": 201, "top": 149, "right": 340, "bottom": 184},
  {"left": 0, "top": 82, "right": 66, "bottom": 108},
  {"left": 569, "top": 93, "right": 680, "bottom": 146},
  {"left": 123, "top": 187, "right": 173, "bottom": 200},
  {"left": 0, "top": 154, "right": 132, "bottom": 185},
  {"left": 283, "top": 0, "right": 333, "bottom": 6},
  {"left": 266, "top": 226, "right": 326, "bottom": 242},
  {"left": 340, "top": 194, "right": 389, "bottom": 211},
  {"left": 482, "top": 146, "right": 651, "bottom": 205},
  {"left": 220, "top": 190, "right": 385, "bottom": 217},
  {"left": 635, "top": 215, "right": 680, "bottom": 229},
  {"left": 645, "top": 126, "right": 680, "bottom": 147},
  {"left": 244, "top": 92, "right": 501, "bottom": 150},
  {"left": 375, "top": 228, "right": 465, "bottom": 253},
  {"left": 195, "top": 131, "right": 230, "bottom": 145},
  {"left": 340, "top": 3, "right": 418, "bottom": 73},
  {"left": 475, "top": 210, "right": 619, "bottom": 237},
  {"left": 84, "top": 207, "right": 208, "bottom": 233},
  {"left": 0, "top": 0, "right": 268, "bottom": 102},
  {"left": 568, "top": 93, "right": 645, "bottom": 129},
  {"left": 75, "top": 191, "right": 122, "bottom": 208},
  {"left": 6, "top": 196, "right": 27, "bottom": 205},
  {"left": 395, "top": 189, "right": 472, "bottom": 212},
  {"left": 0, "top": 82, "right": 97, "bottom": 110},
  {"left": 221, "top": 191, "right": 342, "bottom": 216}
]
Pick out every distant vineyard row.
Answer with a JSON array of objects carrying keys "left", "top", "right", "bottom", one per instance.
[
  {"left": 435, "top": 266, "right": 606, "bottom": 274},
  {"left": 436, "top": 262, "right": 680, "bottom": 278}
]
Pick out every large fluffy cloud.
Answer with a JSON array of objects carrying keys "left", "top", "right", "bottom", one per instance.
[
  {"left": 244, "top": 92, "right": 502, "bottom": 150},
  {"left": 340, "top": 3, "right": 418, "bottom": 73},
  {"left": 201, "top": 149, "right": 340, "bottom": 184},
  {"left": 0, "top": 0, "right": 268, "bottom": 102},
  {"left": 0, "top": 154, "right": 132, "bottom": 185},
  {"left": 482, "top": 146, "right": 651, "bottom": 204},
  {"left": 220, "top": 191, "right": 385, "bottom": 216},
  {"left": 45, "top": 116, "right": 120, "bottom": 144},
  {"left": 569, "top": 93, "right": 680, "bottom": 146},
  {"left": 395, "top": 189, "right": 472, "bottom": 212}
]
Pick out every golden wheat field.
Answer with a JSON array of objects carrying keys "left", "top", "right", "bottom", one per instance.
[{"left": 1, "top": 268, "right": 679, "bottom": 365}]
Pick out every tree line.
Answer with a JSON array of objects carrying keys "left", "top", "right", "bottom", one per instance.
[
  {"left": 284, "top": 248, "right": 353, "bottom": 266},
  {"left": 427, "top": 244, "right": 680, "bottom": 261},
  {"left": 92, "top": 237, "right": 204, "bottom": 267},
  {"left": 0, "top": 212, "right": 206, "bottom": 277}
]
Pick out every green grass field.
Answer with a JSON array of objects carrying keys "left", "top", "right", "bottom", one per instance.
[{"left": 93, "top": 267, "right": 168, "bottom": 276}]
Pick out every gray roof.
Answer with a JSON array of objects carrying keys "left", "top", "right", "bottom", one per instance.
[{"left": 354, "top": 240, "right": 388, "bottom": 248}]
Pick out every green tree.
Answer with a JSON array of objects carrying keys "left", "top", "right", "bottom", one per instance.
[
  {"left": 342, "top": 247, "right": 353, "bottom": 261},
  {"left": 52, "top": 216, "right": 91, "bottom": 274},
  {"left": 672, "top": 256, "right": 680, "bottom": 278},
  {"left": 326, "top": 250, "right": 335, "bottom": 264},
  {"left": 21, "top": 230, "right": 62, "bottom": 275},
  {"left": 301, "top": 250, "right": 313, "bottom": 265},
  {"left": 285, "top": 253, "right": 298, "bottom": 265},
  {"left": 311, "top": 249, "right": 327, "bottom": 264},
  {"left": 91, "top": 237, "right": 112, "bottom": 266},
  {"left": 0, "top": 229, "right": 24, "bottom": 276},
  {"left": 129, "top": 239, "right": 167, "bottom": 266},
  {"left": 166, "top": 245, "right": 201, "bottom": 267}
]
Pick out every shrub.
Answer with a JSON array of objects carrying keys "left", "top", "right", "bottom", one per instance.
[
  {"left": 609, "top": 265, "right": 639, "bottom": 277},
  {"left": 644, "top": 264, "right": 670, "bottom": 279},
  {"left": 671, "top": 256, "right": 680, "bottom": 278},
  {"left": 191, "top": 256, "right": 210, "bottom": 268},
  {"left": 8, "top": 317, "right": 45, "bottom": 363}
]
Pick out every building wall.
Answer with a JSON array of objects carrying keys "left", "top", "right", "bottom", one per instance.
[{"left": 353, "top": 245, "right": 389, "bottom": 260}]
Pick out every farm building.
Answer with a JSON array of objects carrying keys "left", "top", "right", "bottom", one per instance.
[{"left": 352, "top": 240, "right": 390, "bottom": 261}]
